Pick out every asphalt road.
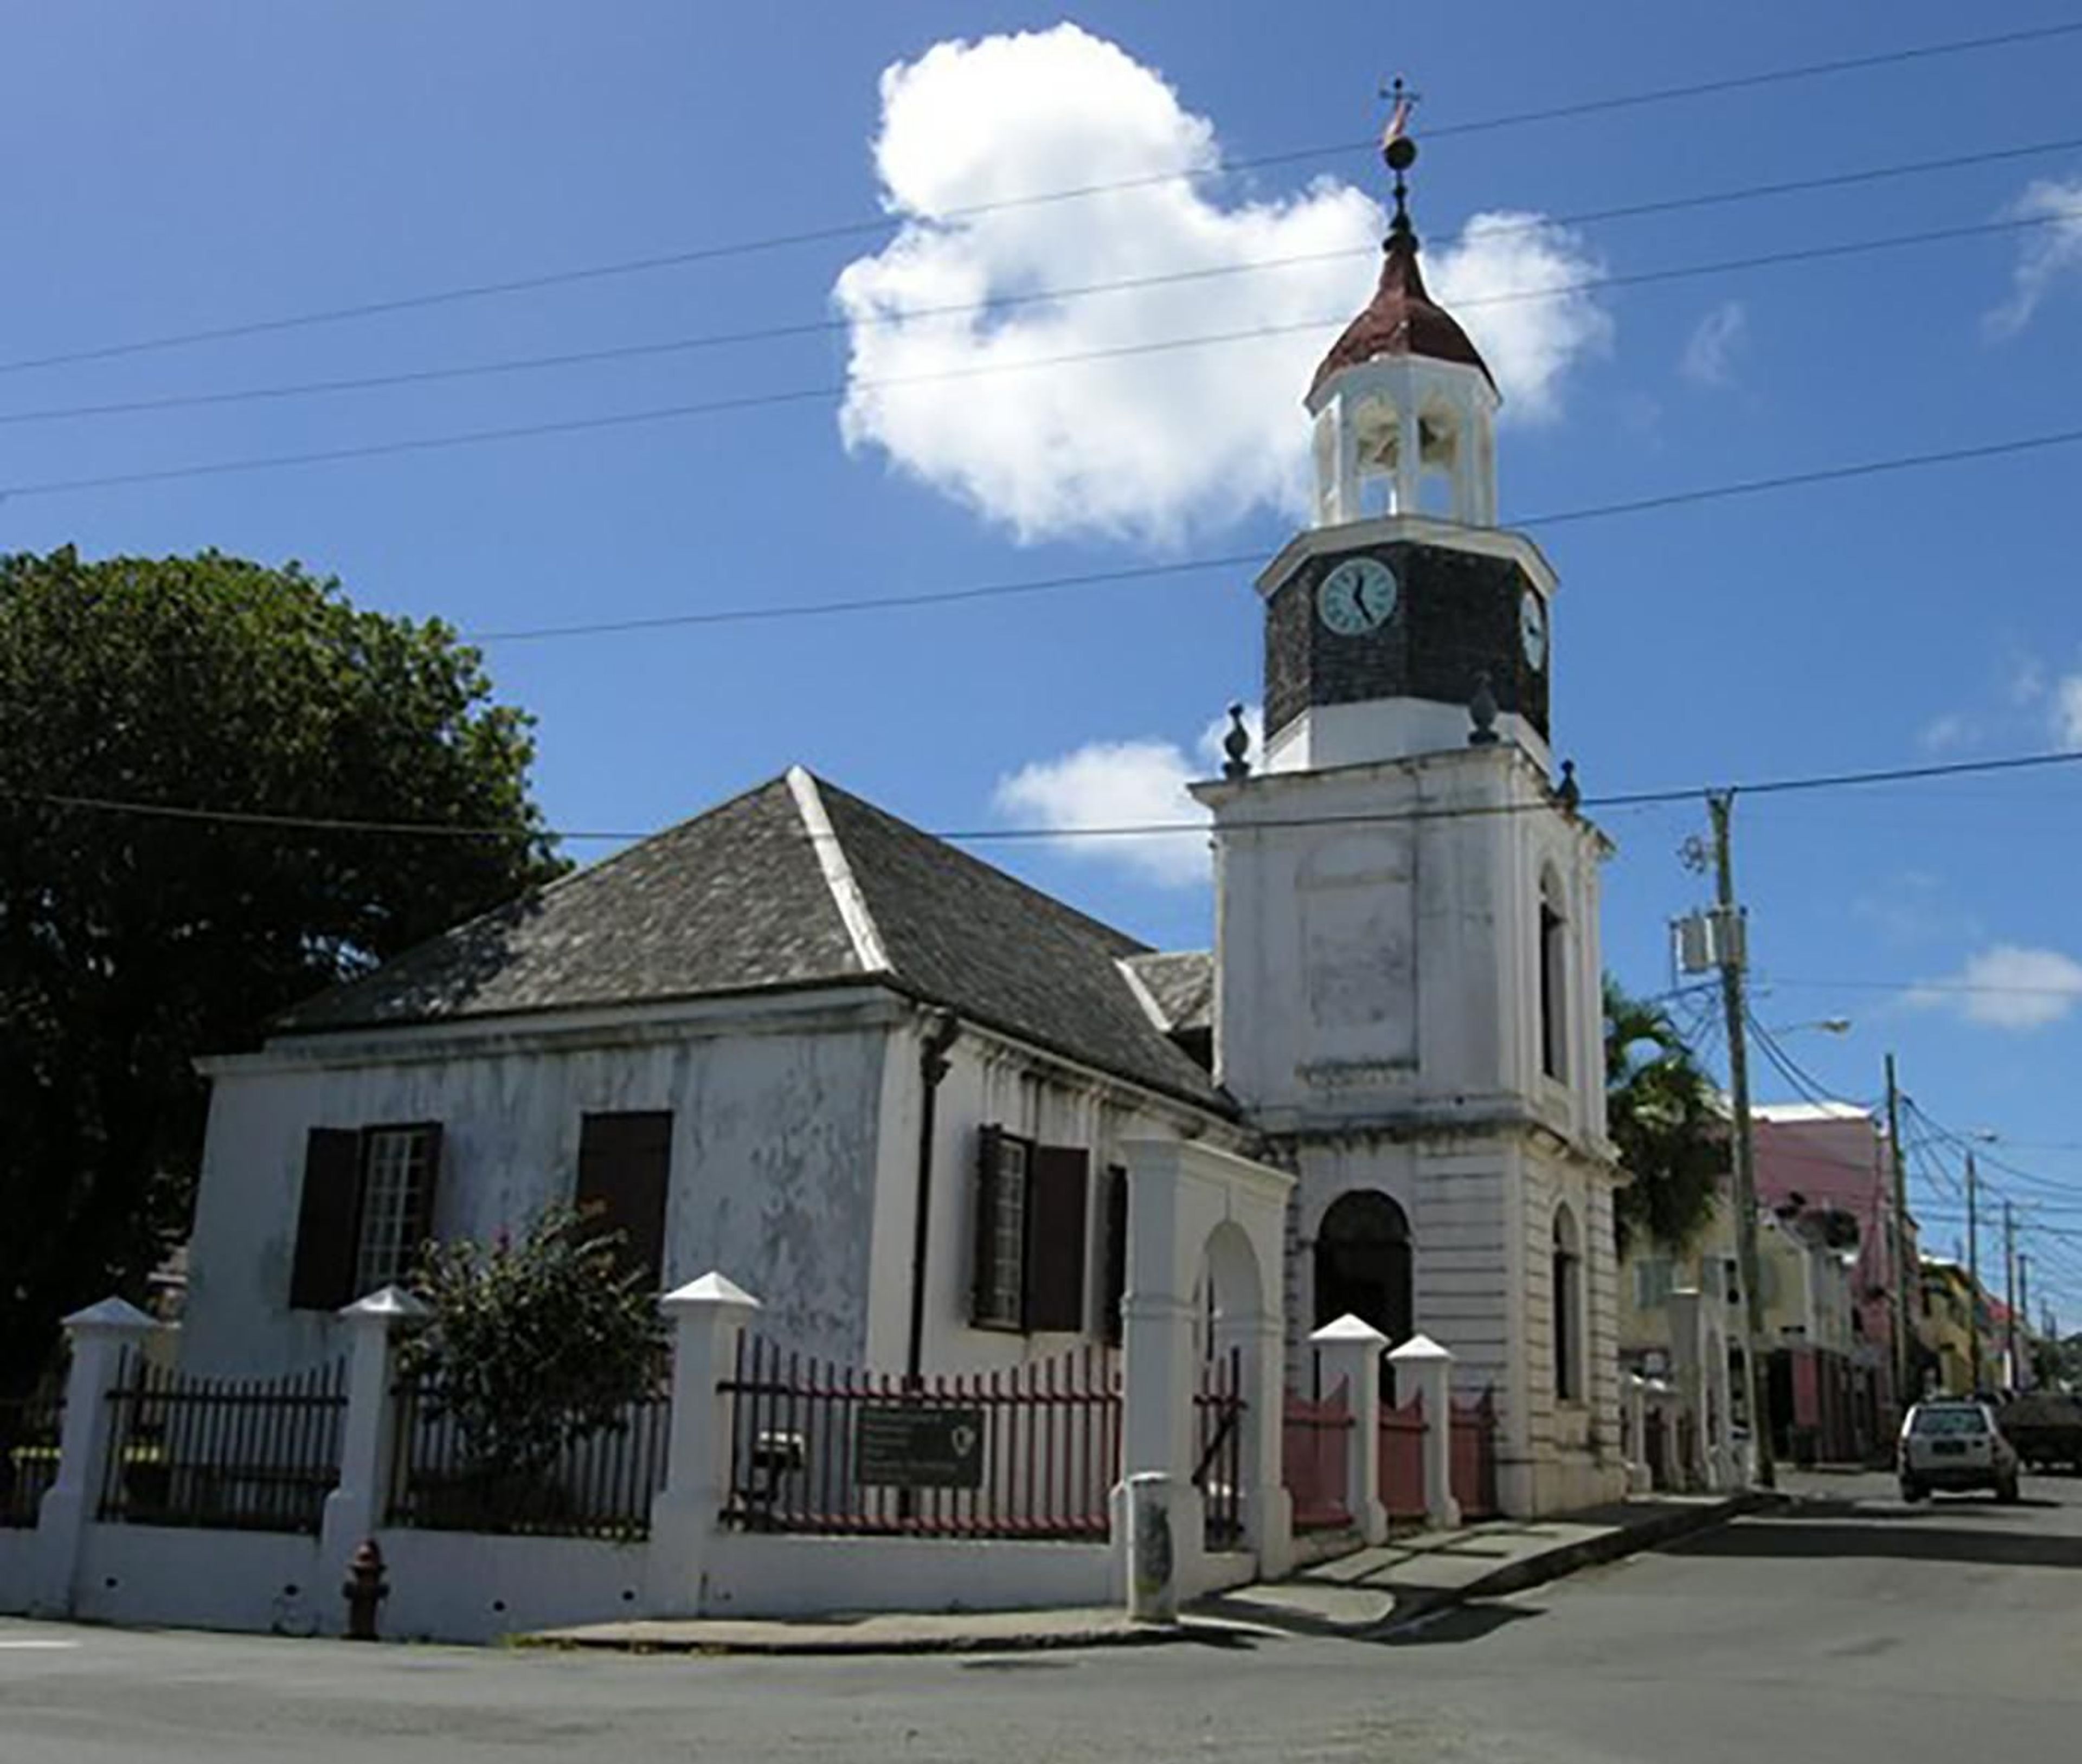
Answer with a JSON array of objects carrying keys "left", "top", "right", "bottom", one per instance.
[{"left": 5, "top": 1471, "right": 2081, "bottom": 1763}]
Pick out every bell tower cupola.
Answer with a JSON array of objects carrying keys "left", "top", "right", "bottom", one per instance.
[
  {"left": 1255, "top": 101, "right": 1558, "bottom": 776},
  {"left": 1308, "top": 126, "right": 1499, "bottom": 527}
]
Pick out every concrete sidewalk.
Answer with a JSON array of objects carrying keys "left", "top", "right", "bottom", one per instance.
[
  {"left": 527, "top": 1490, "right": 1769, "bottom": 1656},
  {"left": 1197, "top": 1490, "right": 1777, "bottom": 1639}
]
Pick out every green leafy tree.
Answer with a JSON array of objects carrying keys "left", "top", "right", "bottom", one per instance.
[
  {"left": 0, "top": 547, "right": 562, "bottom": 1403},
  {"left": 399, "top": 1208, "right": 665, "bottom": 1484},
  {"left": 1606, "top": 978, "right": 1728, "bottom": 1258}
]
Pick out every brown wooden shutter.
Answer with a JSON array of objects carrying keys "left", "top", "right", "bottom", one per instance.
[
  {"left": 1023, "top": 1145, "right": 1089, "bottom": 1333},
  {"left": 970, "top": 1125, "right": 1005, "bottom": 1325},
  {"left": 288, "top": 1128, "right": 364, "bottom": 1311},
  {"left": 1101, "top": 1165, "right": 1128, "bottom": 1346},
  {"left": 576, "top": 1112, "right": 672, "bottom": 1287}
]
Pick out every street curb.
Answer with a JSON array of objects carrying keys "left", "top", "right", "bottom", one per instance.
[
  {"left": 518, "top": 1618, "right": 1244, "bottom": 1658},
  {"left": 520, "top": 1494, "right": 1783, "bottom": 1658},
  {"left": 1373, "top": 1489, "right": 1785, "bottom": 1636}
]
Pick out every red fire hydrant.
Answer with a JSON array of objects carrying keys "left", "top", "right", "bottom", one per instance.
[{"left": 342, "top": 1539, "right": 388, "bottom": 1641}]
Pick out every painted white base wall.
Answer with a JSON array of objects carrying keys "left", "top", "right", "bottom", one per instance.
[
  {"left": 74, "top": 1526, "right": 324, "bottom": 1636},
  {"left": 378, "top": 1530, "right": 650, "bottom": 1644},
  {"left": 701, "top": 1533, "right": 1118, "bottom": 1619}
]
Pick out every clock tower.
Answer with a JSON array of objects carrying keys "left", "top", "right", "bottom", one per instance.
[{"left": 1193, "top": 118, "right": 1625, "bottom": 1516}]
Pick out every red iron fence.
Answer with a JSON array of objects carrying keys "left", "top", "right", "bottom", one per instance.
[
  {"left": 98, "top": 1355, "right": 346, "bottom": 1534},
  {"left": 1378, "top": 1389, "right": 1426, "bottom": 1522},
  {"left": 385, "top": 1374, "right": 671, "bottom": 1540},
  {"left": 719, "top": 1336, "right": 1121, "bottom": 1540},
  {"left": 1449, "top": 1390, "right": 1499, "bottom": 1520},
  {"left": 0, "top": 1394, "right": 63, "bottom": 1529},
  {"left": 1282, "top": 1361, "right": 1352, "bottom": 1532},
  {"left": 1194, "top": 1347, "right": 1246, "bottom": 1549}
]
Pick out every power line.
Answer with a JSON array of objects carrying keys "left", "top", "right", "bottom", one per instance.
[
  {"left": 7, "top": 147, "right": 2081, "bottom": 433},
  {"left": 1767, "top": 972, "right": 2082, "bottom": 1002},
  {"left": 3, "top": 19, "right": 2076, "bottom": 382},
  {"left": 7, "top": 744, "right": 2082, "bottom": 848}
]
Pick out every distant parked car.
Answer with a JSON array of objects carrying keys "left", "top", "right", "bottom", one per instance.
[
  {"left": 1898, "top": 1400, "right": 2020, "bottom": 1503},
  {"left": 1998, "top": 1392, "right": 2082, "bottom": 1474}
]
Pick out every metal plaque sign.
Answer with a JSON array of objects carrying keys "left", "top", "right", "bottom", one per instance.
[{"left": 854, "top": 1405, "right": 985, "bottom": 1489}]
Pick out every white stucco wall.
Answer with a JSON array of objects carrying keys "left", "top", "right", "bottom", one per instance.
[
  {"left": 863, "top": 1020, "right": 1243, "bottom": 1376},
  {"left": 182, "top": 991, "right": 899, "bottom": 1377}
]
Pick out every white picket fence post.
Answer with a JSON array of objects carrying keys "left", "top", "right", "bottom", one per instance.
[
  {"left": 34, "top": 1297, "right": 156, "bottom": 1615},
  {"left": 1310, "top": 1315, "right": 1388, "bottom": 1544},
  {"left": 646, "top": 1272, "right": 760, "bottom": 1617},
  {"left": 1388, "top": 1333, "right": 1461, "bottom": 1531}
]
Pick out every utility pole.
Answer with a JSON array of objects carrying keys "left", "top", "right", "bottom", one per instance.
[
  {"left": 1966, "top": 1152, "right": 1983, "bottom": 1395},
  {"left": 2019, "top": 1253, "right": 2032, "bottom": 1388},
  {"left": 2003, "top": 1201, "right": 2019, "bottom": 1393},
  {"left": 1708, "top": 790, "right": 1774, "bottom": 1489},
  {"left": 1884, "top": 1054, "right": 1913, "bottom": 1413}
]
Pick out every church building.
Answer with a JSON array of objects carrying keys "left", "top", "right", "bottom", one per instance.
[{"left": 176, "top": 130, "right": 1625, "bottom": 1518}]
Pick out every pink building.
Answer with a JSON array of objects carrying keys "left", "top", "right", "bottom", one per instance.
[{"left": 1751, "top": 1102, "right": 1912, "bottom": 1434}]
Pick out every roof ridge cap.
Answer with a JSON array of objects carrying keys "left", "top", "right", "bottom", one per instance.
[
  {"left": 786, "top": 765, "right": 892, "bottom": 976},
  {"left": 1114, "top": 955, "right": 1173, "bottom": 1034}
]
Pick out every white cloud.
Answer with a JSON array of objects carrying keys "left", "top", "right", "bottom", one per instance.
[
  {"left": 2054, "top": 674, "right": 2082, "bottom": 748},
  {"left": 992, "top": 706, "right": 1261, "bottom": 888},
  {"left": 833, "top": 24, "right": 1611, "bottom": 546},
  {"left": 1912, "top": 944, "right": 2082, "bottom": 1031},
  {"left": 1424, "top": 213, "right": 1614, "bottom": 423},
  {"left": 1918, "top": 711, "right": 1976, "bottom": 754},
  {"left": 1984, "top": 177, "right": 2082, "bottom": 338},
  {"left": 1680, "top": 300, "right": 1747, "bottom": 388}
]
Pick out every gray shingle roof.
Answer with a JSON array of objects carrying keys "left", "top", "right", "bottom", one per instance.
[{"left": 274, "top": 769, "right": 1231, "bottom": 1113}]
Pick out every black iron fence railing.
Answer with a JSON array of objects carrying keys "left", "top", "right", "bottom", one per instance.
[
  {"left": 98, "top": 1356, "right": 346, "bottom": 1534},
  {"left": 384, "top": 1375, "right": 671, "bottom": 1541},
  {"left": 0, "top": 1395, "right": 64, "bottom": 1528}
]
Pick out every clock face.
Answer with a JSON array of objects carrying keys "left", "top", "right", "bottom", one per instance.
[
  {"left": 1519, "top": 589, "right": 1549, "bottom": 670},
  {"left": 1316, "top": 556, "right": 1399, "bottom": 636}
]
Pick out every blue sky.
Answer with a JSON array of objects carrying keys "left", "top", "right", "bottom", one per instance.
[{"left": 7, "top": 3, "right": 2082, "bottom": 1317}]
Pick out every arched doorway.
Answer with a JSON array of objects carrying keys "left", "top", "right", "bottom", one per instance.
[{"left": 1313, "top": 1190, "right": 1413, "bottom": 1344}]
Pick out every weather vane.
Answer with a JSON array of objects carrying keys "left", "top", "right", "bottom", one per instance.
[{"left": 1378, "top": 75, "right": 1420, "bottom": 230}]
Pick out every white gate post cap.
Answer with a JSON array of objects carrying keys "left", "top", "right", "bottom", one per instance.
[
  {"left": 1310, "top": 1314, "right": 1389, "bottom": 1348},
  {"left": 661, "top": 1271, "right": 761, "bottom": 1315},
  {"left": 338, "top": 1285, "right": 432, "bottom": 1323},
  {"left": 1387, "top": 1332, "right": 1453, "bottom": 1366},
  {"left": 61, "top": 1296, "right": 156, "bottom": 1334}
]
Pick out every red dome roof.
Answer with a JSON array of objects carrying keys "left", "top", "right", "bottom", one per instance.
[{"left": 1308, "top": 224, "right": 1495, "bottom": 403}]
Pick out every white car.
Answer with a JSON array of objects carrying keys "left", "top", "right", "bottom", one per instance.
[{"left": 1898, "top": 1400, "right": 2020, "bottom": 1503}]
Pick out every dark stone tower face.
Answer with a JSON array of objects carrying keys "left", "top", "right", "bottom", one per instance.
[{"left": 1262, "top": 537, "right": 1550, "bottom": 753}]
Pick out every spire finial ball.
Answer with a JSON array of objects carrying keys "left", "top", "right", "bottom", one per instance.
[{"left": 1384, "top": 136, "right": 1417, "bottom": 173}]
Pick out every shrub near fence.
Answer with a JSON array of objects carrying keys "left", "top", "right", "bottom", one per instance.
[
  {"left": 720, "top": 1335, "right": 1122, "bottom": 1540},
  {"left": 385, "top": 1373, "right": 671, "bottom": 1541},
  {"left": 98, "top": 1355, "right": 346, "bottom": 1534},
  {"left": 1, "top": 1395, "right": 63, "bottom": 1528}
]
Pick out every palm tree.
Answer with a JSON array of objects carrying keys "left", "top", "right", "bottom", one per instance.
[{"left": 1605, "top": 978, "right": 1727, "bottom": 1258}]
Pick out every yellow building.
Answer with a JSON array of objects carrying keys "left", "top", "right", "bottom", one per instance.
[{"left": 1918, "top": 1257, "right": 1980, "bottom": 1397}]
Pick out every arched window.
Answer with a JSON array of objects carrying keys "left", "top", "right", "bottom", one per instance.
[
  {"left": 1313, "top": 1189, "right": 1413, "bottom": 1345},
  {"left": 1553, "top": 1203, "right": 1584, "bottom": 1405},
  {"left": 1539, "top": 867, "right": 1569, "bottom": 1084}
]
